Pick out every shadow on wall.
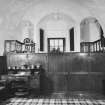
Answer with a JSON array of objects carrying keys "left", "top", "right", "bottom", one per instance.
[{"left": 40, "top": 67, "right": 54, "bottom": 96}]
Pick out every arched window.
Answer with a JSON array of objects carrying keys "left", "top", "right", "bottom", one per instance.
[
  {"left": 40, "top": 29, "right": 44, "bottom": 51},
  {"left": 70, "top": 27, "right": 74, "bottom": 51}
]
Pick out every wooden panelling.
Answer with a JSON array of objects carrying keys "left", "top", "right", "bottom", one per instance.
[
  {"left": 28, "top": 53, "right": 48, "bottom": 71},
  {"left": 67, "top": 75, "right": 90, "bottom": 91},
  {"left": 6, "top": 53, "right": 105, "bottom": 94},
  {"left": 0, "top": 56, "right": 7, "bottom": 75},
  {"left": 48, "top": 54, "right": 69, "bottom": 72},
  {"left": 87, "top": 74, "right": 105, "bottom": 93},
  {"left": 71, "top": 53, "right": 89, "bottom": 72},
  {"left": 44, "top": 73, "right": 105, "bottom": 93},
  {"left": 90, "top": 53, "right": 105, "bottom": 72},
  {"left": 7, "top": 53, "right": 48, "bottom": 70},
  {"left": 7, "top": 53, "right": 27, "bottom": 67}
]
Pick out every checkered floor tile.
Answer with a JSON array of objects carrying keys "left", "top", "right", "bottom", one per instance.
[{"left": 1, "top": 98, "right": 105, "bottom": 105}]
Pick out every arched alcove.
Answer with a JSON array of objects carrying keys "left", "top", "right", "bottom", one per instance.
[
  {"left": 80, "top": 17, "right": 104, "bottom": 42},
  {"left": 80, "top": 17, "right": 104, "bottom": 52},
  {"left": 21, "top": 20, "right": 34, "bottom": 42},
  {"left": 36, "top": 12, "right": 75, "bottom": 53}
]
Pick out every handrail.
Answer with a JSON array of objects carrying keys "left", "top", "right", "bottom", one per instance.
[
  {"left": 80, "top": 38, "right": 105, "bottom": 52},
  {"left": 4, "top": 38, "right": 36, "bottom": 54}
]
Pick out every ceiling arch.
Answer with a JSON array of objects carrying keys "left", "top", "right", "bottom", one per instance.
[
  {"left": 37, "top": 12, "right": 75, "bottom": 29},
  {"left": 80, "top": 17, "right": 104, "bottom": 42}
]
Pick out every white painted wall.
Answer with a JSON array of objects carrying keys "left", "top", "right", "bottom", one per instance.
[
  {"left": 89, "top": 22, "right": 100, "bottom": 42},
  {"left": 80, "top": 19, "right": 100, "bottom": 42},
  {"left": 80, "top": 22, "right": 90, "bottom": 42}
]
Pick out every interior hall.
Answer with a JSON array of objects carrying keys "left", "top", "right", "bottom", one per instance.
[{"left": 0, "top": 0, "right": 105, "bottom": 105}]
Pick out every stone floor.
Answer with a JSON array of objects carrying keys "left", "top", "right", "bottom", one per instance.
[
  {"left": 1, "top": 97, "right": 105, "bottom": 105},
  {"left": 0, "top": 92, "right": 105, "bottom": 105}
]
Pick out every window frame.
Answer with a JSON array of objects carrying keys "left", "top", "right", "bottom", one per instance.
[{"left": 48, "top": 38, "right": 65, "bottom": 53}]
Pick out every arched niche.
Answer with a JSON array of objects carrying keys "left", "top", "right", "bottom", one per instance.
[
  {"left": 21, "top": 20, "right": 34, "bottom": 41},
  {"left": 80, "top": 17, "right": 104, "bottom": 42},
  {"left": 36, "top": 12, "right": 75, "bottom": 53}
]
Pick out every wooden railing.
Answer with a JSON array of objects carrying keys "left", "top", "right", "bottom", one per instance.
[
  {"left": 4, "top": 38, "right": 35, "bottom": 54},
  {"left": 80, "top": 38, "right": 105, "bottom": 53}
]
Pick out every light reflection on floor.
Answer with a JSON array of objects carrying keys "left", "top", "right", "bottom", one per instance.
[
  {"left": 1, "top": 92, "right": 105, "bottom": 105},
  {"left": 1, "top": 97, "right": 105, "bottom": 105}
]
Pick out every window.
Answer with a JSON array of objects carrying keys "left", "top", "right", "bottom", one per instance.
[
  {"left": 40, "top": 29, "right": 44, "bottom": 51},
  {"left": 70, "top": 28, "right": 74, "bottom": 51},
  {"left": 48, "top": 38, "right": 65, "bottom": 53}
]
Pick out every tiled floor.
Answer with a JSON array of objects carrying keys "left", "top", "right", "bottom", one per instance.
[
  {"left": 1, "top": 92, "right": 105, "bottom": 105},
  {"left": 1, "top": 97, "right": 105, "bottom": 105}
]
